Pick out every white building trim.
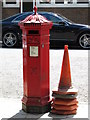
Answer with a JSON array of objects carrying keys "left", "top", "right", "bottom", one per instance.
[
  {"left": 3, "top": 0, "right": 19, "bottom": 8},
  {"left": 20, "top": 0, "right": 23, "bottom": 13},
  {"left": 34, "top": 0, "right": 90, "bottom": 8}
]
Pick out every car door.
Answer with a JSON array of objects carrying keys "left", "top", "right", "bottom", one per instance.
[
  {"left": 43, "top": 13, "right": 75, "bottom": 43},
  {"left": 51, "top": 22, "right": 75, "bottom": 42}
]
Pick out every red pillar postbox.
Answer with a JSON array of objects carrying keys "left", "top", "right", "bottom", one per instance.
[{"left": 19, "top": 7, "right": 52, "bottom": 113}]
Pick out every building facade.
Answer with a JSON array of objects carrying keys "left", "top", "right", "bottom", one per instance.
[{"left": 2, "top": 0, "right": 90, "bottom": 24}]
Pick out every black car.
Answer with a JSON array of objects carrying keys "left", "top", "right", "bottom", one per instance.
[{"left": 1, "top": 12, "right": 90, "bottom": 48}]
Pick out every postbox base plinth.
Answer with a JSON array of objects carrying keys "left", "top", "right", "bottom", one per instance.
[{"left": 22, "top": 103, "right": 51, "bottom": 113}]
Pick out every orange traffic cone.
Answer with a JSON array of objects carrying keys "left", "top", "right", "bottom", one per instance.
[
  {"left": 59, "top": 45, "right": 71, "bottom": 89},
  {"left": 53, "top": 45, "right": 78, "bottom": 95},
  {"left": 58, "top": 45, "right": 78, "bottom": 94},
  {"left": 51, "top": 45, "right": 78, "bottom": 115}
]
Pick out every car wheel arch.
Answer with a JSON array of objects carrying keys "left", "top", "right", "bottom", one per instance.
[
  {"left": 77, "top": 31, "right": 90, "bottom": 42},
  {"left": 77, "top": 31, "right": 90, "bottom": 49},
  {"left": 2, "top": 28, "right": 19, "bottom": 37}
]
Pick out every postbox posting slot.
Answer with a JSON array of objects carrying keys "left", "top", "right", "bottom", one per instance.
[{"left": 28, "top": 30, "right": 39, "bottom": 35}]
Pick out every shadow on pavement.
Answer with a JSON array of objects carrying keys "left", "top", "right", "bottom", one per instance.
[
  {"left": 8, "top": 109, "right": 44, "bottom": 120},
  {"left": 7, "top": 110, "right": 75, "bottom": 119},
  {"left": 48, "top": 112, "right": 75, "bottom": 119}
]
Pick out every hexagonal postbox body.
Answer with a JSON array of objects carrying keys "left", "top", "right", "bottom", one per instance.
[{"left": 19, "top": 11, "right": 52, "bottom": 113}]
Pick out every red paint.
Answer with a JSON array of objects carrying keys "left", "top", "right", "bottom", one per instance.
[
  {"left": 34, "top": 6, "right": 37, "bottom": 15},
  {"left": 19, "top": 8, "right": 52, "bottom": 108}
]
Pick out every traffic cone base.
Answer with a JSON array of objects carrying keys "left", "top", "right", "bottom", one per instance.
[
  {"left": 52, "top": 92, "right": 78, "bottom": 99},
  {"left": 52, "top": 104, "right": 78, "bottom": 111},
  {"left": 53, "top": 98, "right": 78, "bottom": 106},
  {"left": 51, "top": 109, "right": 77, "bottom": 115},
  {"left": 53, "top": 87, "right": 78, "bottom": 95}
]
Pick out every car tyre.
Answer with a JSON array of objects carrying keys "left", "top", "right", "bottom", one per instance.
[
  {"left": 78, "top": 33, "right": 90, "bottom": 49},
  {"left": 3, "top": 31, "right": 18, "bottom": 48}
]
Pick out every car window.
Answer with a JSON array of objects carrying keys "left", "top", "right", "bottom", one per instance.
[
  {"left": 57, "top": 13, "right": 73, "bottom": 23},
  {"left": 2, "top": 13, "right": 21, "bottom": 21},
  {"left": 48, "top": 14, "right": 62, "bottom": 24},
  {"left": 40, "top": 13, "right": 62, "bottom": 24},
  {"left": 12, "top": 13, "right": 31, "bottom": 22},
  {"left": 40, "top": 14, "right": 50, "bottom": 20}
]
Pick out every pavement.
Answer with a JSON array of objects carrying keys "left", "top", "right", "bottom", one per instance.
[
  {"left": 0, "top": 98, "right": 88, "bottom": 119},
  {"left": 0, "top": 48, "right": 89, "bottom": 119}
]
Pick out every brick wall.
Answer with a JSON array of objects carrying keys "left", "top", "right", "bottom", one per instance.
[
  {"left": 2, "top": 8, "right": 20, "bottom": 19},
  {"left": 38, "top": 7, "right": 90, "bottom": 25},
  {"left": 2, "top": 6, "right": 90, "bottom": 25}
]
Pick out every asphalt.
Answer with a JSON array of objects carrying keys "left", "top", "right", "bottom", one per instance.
[{"left": 0, "top": 48, "right": 88, "bottom": 119}]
